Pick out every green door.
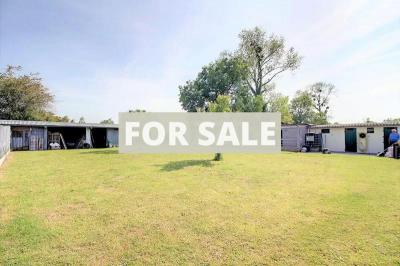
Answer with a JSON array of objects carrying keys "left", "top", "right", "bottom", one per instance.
[
  {"left": 384, "top": 127, "right": 396, "bottom": 149},
  {"left": 345, "top": 128, "right": 357, "bottom": 152}
]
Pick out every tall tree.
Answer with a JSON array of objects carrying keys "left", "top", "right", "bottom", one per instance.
[
  {"left": 308, "top": 82, "right": 335, "bottom": 124},
  {"left": 237, "top": 27, "right": 301, "bottom": 96},
  {"left": 78, "top": 117, "right": 85, "bottom": 123},
  {"left": 179, "top": 53, "right": 248, "bottom": 112},
  {"left": 265, "top": 92, "right": 293, "bottom": 124},
  {"left": 0, "top": 66, "right": 54, "bottom": 120},
  {"left": 290, "top": 90, "right": 315, "bottom": 124}
]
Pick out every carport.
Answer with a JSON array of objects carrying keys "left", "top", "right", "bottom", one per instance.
[{"left": 0, "top": 120, "right": 118, "bottom": 151}]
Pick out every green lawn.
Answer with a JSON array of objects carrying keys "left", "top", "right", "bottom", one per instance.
[{"left": 0, "top": 149, "right": 399, "bottom": 265}]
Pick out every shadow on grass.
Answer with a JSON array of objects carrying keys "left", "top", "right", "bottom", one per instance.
[
  {"left": 79, "top": 149, "right": 118, "bottom": 155},
  {"left": 159, "top": 159, "right": 213, "bottom": 172}
]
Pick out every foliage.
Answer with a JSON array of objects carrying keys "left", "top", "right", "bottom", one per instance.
[
  {"left": 237, "top": 27, "right": 302, "bottom": 96},
  {"left": 290, "top": 90, "right": 315, "bottom": 124},
  {"left": 208, "top": 95, "right": 232, "bottom": 113},
  {"left": 178, "top": 80, "right": 205, "bottom": 112},
  {"left": 37, "top": 111, "right": 70, "bottom": 122},
  {"left": 100, "top": 118, "right": 114, "bottom": 124},
  {"left": 78, "top": 117, "right": 85, "bottom": 124},
  {"left": 308, "top": 82, "right": 335, "bottom": 124},
  {"left": 179, "top": 53, "right": 247, "bottom": 112},
  {"left": 0, "top": 66, "right": 54, "bottom": 120},
  {"left": 265, "top": 92, "right": 293, "bottom": 124},
  {"left": 383, "top": 118, "right": 400, "bottom": 123},
  {"left": 232, "top": 86, "right": 265, "bottom": 112},
  {"left": 178, "top": 27, "right": 303, "bottom": 114}
]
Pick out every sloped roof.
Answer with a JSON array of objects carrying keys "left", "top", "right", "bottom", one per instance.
[
  {"left": 310, "top": 122, "right": 400, "bottom": 129},
  {"left": 0, "top": 120, "right": 118, "bottom": 129}
]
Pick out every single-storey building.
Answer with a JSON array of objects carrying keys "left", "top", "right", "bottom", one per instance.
[
  {"left": 0, "top": 120, "right": 118, "bottom": 151},
  {"left": 308, "top": 122, "right": 400, "bottom": 154},
  {"left": 1, "top": 120, "right": 398, "bottom": 155}
]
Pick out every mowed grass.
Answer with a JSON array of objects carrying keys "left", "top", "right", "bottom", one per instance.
[{"left": 0, "top": 149, "right": 399, "bottom": 265}]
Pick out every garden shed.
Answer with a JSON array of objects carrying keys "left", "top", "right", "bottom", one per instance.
[{"left": 281, "top": 124, "right": 309, "bottom": 151}]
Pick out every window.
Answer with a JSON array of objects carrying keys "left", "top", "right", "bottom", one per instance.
[
  {"left": 321, "top": 128, "right": 330, "bottom": 134},
  {"left": 367, "top": 128, "right": 374, "bottom": 133}
]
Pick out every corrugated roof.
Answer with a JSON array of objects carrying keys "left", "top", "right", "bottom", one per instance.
[
  {"left": 310, "top": 122, "right": 400, "bottom": 129},
  {"left": 0, "top": 120, "right": 118, "bottom": 129}
]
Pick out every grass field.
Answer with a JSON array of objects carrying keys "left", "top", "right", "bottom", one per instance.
[{"left": 0, "top": 149, "right": 399, "bottom": 265}]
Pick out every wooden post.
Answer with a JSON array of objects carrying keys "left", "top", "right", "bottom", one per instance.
[{"left": 43, "top": 126, "right": 48, "bottom": 150}]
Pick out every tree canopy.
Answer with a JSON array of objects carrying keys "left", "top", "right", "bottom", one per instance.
[
  {"left": 178, "top": 27, "right": 303, "bottom": 122},
  {"left": 308, "top": 82, "right": 335, "bottom": 124},
  {"left": 100, "top": 118, "right": 114, "bottom": 124},
  {"left": 0, "top": 66, "right": 54, "bottom": 120},
  {"left": 179, "top": 53, "right": 247, "bottom": 112},
  {"left": 265, "top": 92, "right": 293, "bottom": 124},
  {"left": 238, "top": 27, "right": 301, "bottom": 96},
  {"left": 289, "top": 90, "right": 315, "bottom": 124}
]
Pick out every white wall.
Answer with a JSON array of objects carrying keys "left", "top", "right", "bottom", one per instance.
[
  {"left": 310, "top": 126, "right": 385, "bottom": 154},
  {"left": 323, "top": 128, "right": 346, "bottom": 152},
  {"left": 309, "top": 128, "right": 346, "bottom": 152},
  {"left": 364, "top": 127, "right": 384, "bottom": 154},
  {"left": 0, "top": 125, "right": 11, "bottom": 167}
]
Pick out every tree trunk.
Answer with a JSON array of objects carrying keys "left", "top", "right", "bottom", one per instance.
[{"left": 214, "top": 153, "right": 222, "bottom": 161}]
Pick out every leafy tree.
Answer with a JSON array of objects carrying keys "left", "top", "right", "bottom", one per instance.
[
  {"left": 78, "top": 117, "right": 85, "bottom": 124},
  {"left": 290, "top": 90, "right": 315, "bottom": 124},
  {"left": 265, "top": 92, "right": 293, "bottom": 124},
  {"left": 237, "top": 27, "right": 301, "bottom": 96},
  {"left": 179, "top": 53, "right": 248, "bottom": 112},
  {"left": 208, "top": 95, "right": 232, "bottom": 161},
  {"left": 0, "top": 65, "right": 54, "bottom": 120},
  {"left": 100, "top": 118, "right": 114, "bottom": 124},
  {"left": 308, "top": 82, "right": 334, "bottom": 124}
]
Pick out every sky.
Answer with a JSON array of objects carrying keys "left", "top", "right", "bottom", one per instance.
[{"left": 0, "top": 0, "right": 399, "bottom": 123}]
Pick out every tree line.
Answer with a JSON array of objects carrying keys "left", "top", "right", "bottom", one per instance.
[{"left": 179, "top": 27, "right": 335, "bottom": 124}]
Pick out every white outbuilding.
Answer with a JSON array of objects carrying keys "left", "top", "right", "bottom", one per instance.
[{"left": 308, "top": 123, "right": 400, "bottom": 154}]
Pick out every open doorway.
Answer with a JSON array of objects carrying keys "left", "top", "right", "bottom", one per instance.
[
  {"left": 91, "top": 128, "right": 107, "bottom": 148},
  {"left": 384, "top": 127, "right": 397, "bottom": 149},
  {"left": 47, "top": 127, "right": 86, "bottom": 149}
]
